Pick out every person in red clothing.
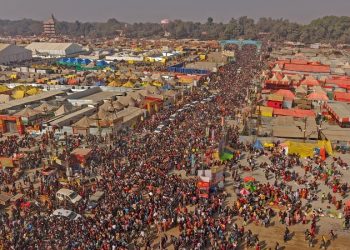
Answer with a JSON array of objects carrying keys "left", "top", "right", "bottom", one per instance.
[{"left": 256, "top": 242, "right": 261, "bottom": 250}]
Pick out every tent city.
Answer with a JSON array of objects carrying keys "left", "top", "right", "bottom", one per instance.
[{"left": 1, "top": 1, "right": 350, "bottom": 249}]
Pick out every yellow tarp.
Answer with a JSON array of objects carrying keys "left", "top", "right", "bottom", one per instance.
[
  {"left": 285, "top": 140, "right": 333, "bottom": 158},
  {"left": 9, "top": 74, "right": 17, "bottom": 80},
  {"left": 263, "top": 142, "right": 274, "bottom": 148},
  {"left": 122, "top": 81, "right": 134, "bottom": 88},
  {"left": 0, "top": 85, "right": 9, "bottom": 93},
  {"left": 108, "top": 81, "right": 121, "bottom": 87},
  {"left": 26, "top": 88, "right": 40, "bottom": 96},
  {"left": 318, "top": 140, "right": 333, "bottom": 156},
  {"left": 152, "top": 82, "right": 163, "bottom": 87},
  {"left": 257, "top": 106, "right": 273, "bottom": 117},
  {"left": 12, "top": 90, "right": 25, "bottom": 99}
]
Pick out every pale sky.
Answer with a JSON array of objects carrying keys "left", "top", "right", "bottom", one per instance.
[{"left": 1, "top": 0, "right": 350, "bottom": 23}]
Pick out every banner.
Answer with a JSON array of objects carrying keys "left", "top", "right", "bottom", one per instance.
[{"left": 197, "top": 181, "right": 210, "bottom": 189}]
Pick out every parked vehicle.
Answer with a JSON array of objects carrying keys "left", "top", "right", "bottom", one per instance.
[
  {"left": 56, "top": 188, "right": 82, "bottom": 204},
  {"left": 51, "top": 209, "right": 82, "bottom": 220},
  {"left": 87, "top": 191, "right": 105, "bottom": 210}
]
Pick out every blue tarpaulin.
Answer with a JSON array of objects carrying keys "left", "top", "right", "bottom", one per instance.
[{"left": 253, "top": 140, "right": 264, "bottom": 150}]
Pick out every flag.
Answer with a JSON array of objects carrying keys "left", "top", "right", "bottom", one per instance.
[{"left": 220, "top": 152, "right": 234, "bottom": 161}]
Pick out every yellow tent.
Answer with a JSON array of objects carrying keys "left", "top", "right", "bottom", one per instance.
[
  {"left": 0, "top": 85, "right": 9, "bottom": 93},
  {"left": 256, "top": 106, "right": 273, "bottom": 117},
  {"left": 26, "top": 88, "right": 41, "bottom": 96},
  {"left": 285, "top": 140, "right": 333, "bottom": 158},
  {"left": 152, "top": 81, "right": 163, "bottom": 87},
  {"left": 48, "top": 80, "right": 58, "bottom": 85},
  {"left": 263, "top": 142, "right": 274, "bottom": 148},
  {"left": 122, "top": 81, "right": 134, "bottom": 88},
  {"left": 108, "top": 81, "right": 122, "bottom": 87},
  {"left": 12, "top": 90, "right": 25, "bottom": 99},
  {"left": 199, "top": 54, "right": 207, "bottom": 61},
  {"left": 9, "top": 74, "right": 17, "bottom": 80}
]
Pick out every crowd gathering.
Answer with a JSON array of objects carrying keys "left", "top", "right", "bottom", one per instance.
[{"left": 0, "top": 46, "right": 349, "bottom": 250}]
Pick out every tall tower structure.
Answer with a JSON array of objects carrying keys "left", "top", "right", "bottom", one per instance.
[{"left": 43, "top": 14, "right": 56, "bottom": 36}]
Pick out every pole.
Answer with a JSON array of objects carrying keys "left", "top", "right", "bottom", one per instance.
[{"left": 303, "top": 117, "right": 307, "bottom": 142}]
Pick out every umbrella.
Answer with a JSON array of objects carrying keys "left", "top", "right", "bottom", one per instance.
[
  {"left": 240, "top": 188, "right": 250, "bottom": 196},
  {"left": 244, "top": 176, "right": 255, "bottom": 183},
  {"left": 345, "top": 200, "right": 350, "bottom": 208}
]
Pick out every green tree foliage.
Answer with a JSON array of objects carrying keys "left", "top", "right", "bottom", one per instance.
[{"left": 2, "top": 16, "right": 350, "bottom": 43}]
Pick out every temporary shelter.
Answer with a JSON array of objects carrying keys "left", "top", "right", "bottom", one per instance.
[
  {"left": 307, "top": 92, "right": 329, "bottom": 101},
  {"left": 54, "top": 103, "right": 74, "bottom": 116},
  {"left": 35, "top": 102, "right": 56, "bottom": 112},
  {"left": 253, "top": 140, "right": 264, "bottom": 150}
]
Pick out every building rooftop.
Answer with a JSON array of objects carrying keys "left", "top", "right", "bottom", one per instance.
[
  {"left": 49, "top": 106, "right": 96, "bottom": 127},
  {"left": 0, "top": 90, "right": 65, "bottom": 112}
]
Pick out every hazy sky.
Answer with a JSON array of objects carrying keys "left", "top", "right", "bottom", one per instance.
[{"left": 1, "top": 0, "right": 350, "bottom": 23}]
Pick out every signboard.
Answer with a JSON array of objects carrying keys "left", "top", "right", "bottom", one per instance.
[{"left": 197, "top": 181, "right": 210, "bottom": 189}]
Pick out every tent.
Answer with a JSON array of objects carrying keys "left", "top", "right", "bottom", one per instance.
[
  {"left": 285, "top": 140, "right": 333, "bottom": 158},
  {"left": 307, "top": 92, "right": 329, "bottom": 101},
  {"left": 12, "top": 90, "right": 25, "bottom": 99},
  {"left": 72, "top": 116, "right": 97, "bottom": 128},
  {"left": 54, "top": 103, "right": 74, "bottom": 116},
  {"left": 0, "top": 94, "right": 11, "bottom": 103},
  {"left": 219, "top": 151, "right": 233, "bottom": 161},
  {"left": 96, "top": 60, "right": 108, "bottom": 67},
  {"left": 81, "top": 58, "right": 91, "bottom": 65},
  {"left": 35, "top": 102, "right": 55, "bottom": 112},
  {"left": 123, "top": 81, "right": 134, "bottom": 88},
  {"left": 15, "top": 107, "right": 41, "bottom": 117},
  {"left": 253, "top": 140, "right": 264, "bottom": 150}
]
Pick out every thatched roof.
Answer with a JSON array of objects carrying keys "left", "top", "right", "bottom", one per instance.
[
  {"left": 54, "top": 103, "right": 74, "bottom": 116},
  {"left": 35, "top": 102, "right": 55, "bottom": 112},
  {"left": 15, "top": 107, "right": 41, "bottom": 117},
  {"left": 72, "top": 116, "right": 97, "bottom": 128}
]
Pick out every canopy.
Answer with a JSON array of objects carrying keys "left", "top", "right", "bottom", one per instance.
[
  {"left": 307, "top": 92, "right": 329, "bottom": 101},
  {"left": 346, "top": 200, "right": 350, "bottom": 208},
  {"left": 243, "top": 176, "right": 255, "bottom": 183},
  {"left": 12, "top": 90, "right": 25, "bottom": 99},
  {"left": 0, "top": 85, "right": 10, "bottom": 93},
  {"left": 240, "top": 188, "right": 250, "bottom": 196},
  {"left": 253, "top": 140, "right": 264, "bottom": 150},
  {"left": 96, "top": 60, "right": 108, "bottom": 67},
  {"left": 123, "top": 81, "right": 134, "bottom": 88}
]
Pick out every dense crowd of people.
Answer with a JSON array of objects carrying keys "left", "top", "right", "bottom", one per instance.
[{"left": 0, "top": 46, "right": 348, "bottom": 250}]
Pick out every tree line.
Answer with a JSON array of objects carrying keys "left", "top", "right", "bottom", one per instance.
[{"left": 2, "top": 16, "right": 350, "bottom": 43}]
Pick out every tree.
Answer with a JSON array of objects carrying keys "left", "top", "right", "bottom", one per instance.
[{"left": 207, "top": 17, "right": 214, "bottom": 25}]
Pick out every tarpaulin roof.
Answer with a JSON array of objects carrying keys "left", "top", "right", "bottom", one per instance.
[
  {"left": 274, "top": 108, "right": 315, "bottom": 118},
  {"left": 307, "top": 92, "right": 329, "bottom": 101},
  {"left": 274, "top": 89, "right": 296, "bottom": 100},
  {"left": 15, "top": 107, "right": 41, "bottom": 117},
  {"left": 334, "top": 92, "right": 350, "bottom": 102},
  {"left": 283, "top": 63, "right": 330, "bottom": 73},
  {"left": 253, "top": 140, "right": 264, "bottom": 150}
]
